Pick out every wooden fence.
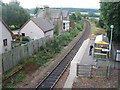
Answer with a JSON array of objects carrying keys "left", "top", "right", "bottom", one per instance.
[
  {"left": 1, "top": 36, "right": 50, "bottom": 73},
  {"left": 77, "top": 64, "right": 111, "bottom": 79}
]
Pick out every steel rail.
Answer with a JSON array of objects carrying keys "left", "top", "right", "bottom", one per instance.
[{"left": 35, "top": 20, "right": 91, "bottom": 90}]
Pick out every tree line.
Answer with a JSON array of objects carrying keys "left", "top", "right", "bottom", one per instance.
[
  {"left": 62, "top": 8, "right": 99, "bottom": 13},
  {"left": 81, "top": 12, "right": 99, "bottom": 18},
  {"left": 99, "top": 2, "right": 120, "bottom": 43},
  {"left": 69, "top": 10, "right": 82, "bottom": 27},
  {"left": 1, "top": 1, "right": 30, "bottom": 30}
]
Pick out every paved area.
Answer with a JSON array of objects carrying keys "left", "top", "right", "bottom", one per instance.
[
  {"left": 77, "top": 39, "right": 95, "bottom": 65},
  {"left": 63, "top": 38, "right": 91, "bottom": 89}
]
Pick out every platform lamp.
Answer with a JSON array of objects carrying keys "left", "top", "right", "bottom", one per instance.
[{"left": 109, "top": 25, "right": 114, "bottom": 59}]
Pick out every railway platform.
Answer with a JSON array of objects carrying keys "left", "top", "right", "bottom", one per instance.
[
  {"left": 63, "top": 37, "right": 120, "bottom": 89},
  {"left": 63, "top": 38, "right": 95, "bottom": 89}
]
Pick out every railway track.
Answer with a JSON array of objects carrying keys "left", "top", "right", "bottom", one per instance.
[{"left": 35, "top": 20, "right": 91, "bottom": 90}]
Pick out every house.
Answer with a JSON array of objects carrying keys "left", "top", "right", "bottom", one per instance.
[
  {"left": 37, "top": 6, "right": 64, "bottom": 34},
  {"left": 0, "top": 19, "right": 15, "bottom": 54},
  {"left": 62, "top": 10, "right": 70, "bottom": 31},
  {"left": 19, "top": 17, "right": 54, "bottom": 40}
]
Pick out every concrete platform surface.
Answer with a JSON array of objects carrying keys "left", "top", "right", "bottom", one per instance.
[{"left": 63, "top": 39, "right": 90, "bottom": 89}]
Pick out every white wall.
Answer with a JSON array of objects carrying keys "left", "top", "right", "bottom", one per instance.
[
  {"left": 1, "top": 21, "right": 12, "bottom": 54},
  {"left": 20, "top": 20, "right": 45, "bottom": 40},
  {"left": 45, "top": 30, "right": 53, "bottom": 38},
  {"left": 0, "top": 21, "right": 2, "bottom": 54},
  {"left": 63, "top": 20, "right": 70, "bottom": 31}
]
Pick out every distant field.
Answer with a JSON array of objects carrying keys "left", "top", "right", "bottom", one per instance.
[
  {"left": 81, "top": 12, "right": 100, "bottom": 15},
  {"left": 95, "top": 12, "right": 100, "bottom": 15},
  {"left": 81, "top": 12, "right": 88, "bottom": 15}
]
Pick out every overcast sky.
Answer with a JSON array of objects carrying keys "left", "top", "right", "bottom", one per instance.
[{"left": 3, "top": 0, "right": 100, "bottom": 9}]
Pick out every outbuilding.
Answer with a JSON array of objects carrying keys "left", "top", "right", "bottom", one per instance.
[{"left": 19, "top": 17, "right": 54, "bottom": 40}]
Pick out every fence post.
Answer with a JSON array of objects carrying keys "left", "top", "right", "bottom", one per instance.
[
  {"left": 76, "top": 64, "right": 78, "bottom": 76},
  {"left": 106, "top": 65, "right": 111, "bottom": 79},
  {"left": 90, "top": 65, "right": 93, "bottom": 78}
]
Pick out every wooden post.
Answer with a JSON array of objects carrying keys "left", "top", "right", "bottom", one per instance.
[{"left": 90, "top": 65, "right": 93, "bottom": 78}]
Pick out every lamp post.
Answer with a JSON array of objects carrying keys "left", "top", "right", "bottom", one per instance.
[{"left": 109, "top": 25, "right": 114, "bottom": 59}]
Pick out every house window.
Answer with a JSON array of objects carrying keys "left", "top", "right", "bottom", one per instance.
[
  {"left": 3, "top": 39, "right": 7, "bottom": 46},
  {"left": 63, "top": 23, "right": 65, "bottom": 29},
  {"left": 22, "top": 33, "right": 25, "bottom": 36}
]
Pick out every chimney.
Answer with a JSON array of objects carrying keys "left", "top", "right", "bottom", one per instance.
[{"left": 43, "top": 5, "right": 50, "bottom": 19}]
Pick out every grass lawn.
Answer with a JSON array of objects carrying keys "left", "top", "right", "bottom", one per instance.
[
  {"left": 91, "top": 23, "right": 96, "bottom": 34},
  {"left": 81, "top": 12, "right": 88, "bottom": 15},
  {"left": 95, "top": 12, "right": 100, "bottom": 15},
  {"left": 81, "top": 12, "right": 100, "bottom": 16}
]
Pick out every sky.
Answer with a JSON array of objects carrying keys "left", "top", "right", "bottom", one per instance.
[{"left": 2, "top": 0, "right": 100, "bottom": 9}]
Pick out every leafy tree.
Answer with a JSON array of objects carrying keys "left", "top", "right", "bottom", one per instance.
[
  {"left": 54, "top": 24, "right": 59, "bottom": 36},
  {"left": 34, "top": 7, "right": 39, "bottom": 15},
  {"left": 52, "top": 37, "right": 60, "bottom": 53},
  {"left": 88, "top": 12, "right": 96, "bottom": 17},
  {"left": 69, "top": 13, "right": 76, "bottom": 27},
  {"left": 70, "top": 13, "right": 76, "bottom": 21},
  {"left": 75, "top": 10, "right": 82, "bottom": 21},
  {"left": 100, "top": 2, "right": 120, "bottom": 42},
  {"left": 1, "top": 1, "right": 30, "bottom": 30}
]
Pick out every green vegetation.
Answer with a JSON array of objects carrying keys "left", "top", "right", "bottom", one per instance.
[
  {"left": 3, "top": 65, "right": 23, "bottom": 80},
  {"left": 69, "top": 10, "right": 82, "bottom": 27},
  {"left": 89, "top": 18, "right": 105, "bottom": 35},
  {"left": 54, "top": 24, "right": 59, "bottom": 36},
  {"left": 81, "top": 12, "right": 88, "bottom": 15},
  {"left": 115, "top": 88, "right": 120, "bottom": 90},
  {"left": 1, "top": 1, "right": 30, "bottom": 30},
  {"left": 62, "top": 8, "right": 99, "bottom": 13},
  {"left": 95, "top": 12, "right": 100, "bottom": 15},
  {"left": 91, "top": 23, "right": 96, "bottom": 34},
  {"left": 99, "top": 2, "right": 120, "bottom": 42},
  {"left": 80, "top": 11, "right": 100, "bottom": 18},
  {"left": 5, "top": 71, "right": 27, "bottom": 88}
]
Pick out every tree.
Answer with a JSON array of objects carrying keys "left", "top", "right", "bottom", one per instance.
[
  {"left": 1, "top": 1, "right": 30, "bottom": 30},
  {"left": 75, "top": 10, "right": 82, "bottom": 21},
  {"left": 70, "top": 13, "right": 76, "bottom": 21},
  {"left": 34, "top": 7, "right": 39, "bottom": 15},
  {"left": 100, "top": 2, "right": 120, "bottom": 42},
  {"left": 54, "top": 24, "right": 59, "bottom": 36},
  {"left": 69, "top": 13, "right": 76, "bottom": 27}
]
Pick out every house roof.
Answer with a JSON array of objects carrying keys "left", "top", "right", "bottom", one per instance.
[
  {"left": 37, "top": 9, "right": 62, "bottom": 19},
  {"left": 62, "top": 10, "right": 69, "bottom": 18},
  {"left": 0, "top": 19, "right": 15, "bottom": 38},
  {"left": 31, "top": 17, "right": 54, "bottom": 32},
  {"left": 20, "top": 17, "right": 54, "bottom": 33},
  {"left": 50, "top": 9, "right": 62, "bottom": 18}
]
